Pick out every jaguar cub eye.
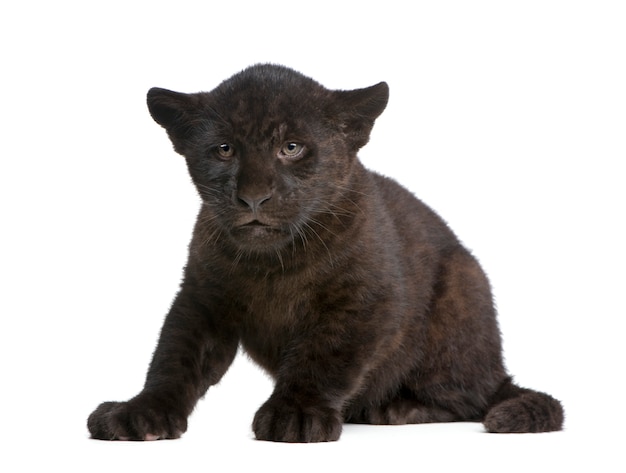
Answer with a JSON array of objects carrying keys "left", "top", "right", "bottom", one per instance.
[
  {"left": 279, "top": 142, "right": 305, "bottom": 159},
  {"left": 217, "top": 143, "right": 235, "bottom": 159}
]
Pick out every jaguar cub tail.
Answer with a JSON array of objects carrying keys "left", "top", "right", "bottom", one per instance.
[{"left": 483, "top": 377, "right": 564, "bottom": 433}]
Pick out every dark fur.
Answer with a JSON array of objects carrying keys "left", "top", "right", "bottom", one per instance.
[{"left": 87, "top": 64, "right": 563, "bottom": 442}]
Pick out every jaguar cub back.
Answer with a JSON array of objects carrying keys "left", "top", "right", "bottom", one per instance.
[{"left": 87, "top": 64, "right": 563, "bottom": 442}]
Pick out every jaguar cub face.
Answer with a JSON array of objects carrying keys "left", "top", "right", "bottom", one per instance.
[{"left": 147, "top": 64, "right": 388, "bottom": 252}]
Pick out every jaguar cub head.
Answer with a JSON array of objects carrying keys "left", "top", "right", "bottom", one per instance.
[{"left": 147, "top": 64, "right": 388, "bottom": 252}]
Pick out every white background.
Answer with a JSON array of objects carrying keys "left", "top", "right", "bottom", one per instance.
[{"left": 1, "top": 1, "right": 624, "bottom": 471}]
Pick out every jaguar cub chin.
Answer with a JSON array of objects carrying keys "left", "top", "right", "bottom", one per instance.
[{"left": 88, "top": 64, "right": 563, "bottom": 442}]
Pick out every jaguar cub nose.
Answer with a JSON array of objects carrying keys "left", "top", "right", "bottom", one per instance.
[{"left": 237, "top": 192, "right": 272, "bottom": 213}]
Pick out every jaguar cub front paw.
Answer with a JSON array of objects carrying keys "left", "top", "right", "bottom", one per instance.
[
  {"left": 87, "top": 398, "right": 187, "bottom": 441},
  {"left": 252, "top": 397, "right": 342, "bottom": 443}
]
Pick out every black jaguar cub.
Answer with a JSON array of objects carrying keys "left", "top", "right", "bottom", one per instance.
[{"left": 88, "top": 64, "right": 563, "bottom": 442}]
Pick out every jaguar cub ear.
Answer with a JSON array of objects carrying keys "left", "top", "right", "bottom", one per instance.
[
  {"left": 147, "top": 87, "right": 199, "bottom": 130},
  {"left": 147, "top": 88, "right": 204, "bottom": 155},
  {"left": 331, "top": 82, "right": 389, "bottom": 151}
]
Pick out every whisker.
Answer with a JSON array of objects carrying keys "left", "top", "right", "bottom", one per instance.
[
  {"left": 307, "top": 217, "right": 339, "bottom": 238},
  {"left": 294, "top": 222, "right": 309, "bottom": 252},
  {"left": 328, "top": 182, "right": 371, "bottom": 198},
  {"left": 301, "top": 220, "right": 334, "bottom": 267},
  {"left": 229, "top": 248, "right": 245, "bottom": 275},
  {"left": 275, "top": 248, "right": 285, "bottom": 273},
  {"left": 287, "top": 224, "right": 298, "bottom": 258},
  {"left": 201, "top": 226, "right": 223, "bottom": 249}
]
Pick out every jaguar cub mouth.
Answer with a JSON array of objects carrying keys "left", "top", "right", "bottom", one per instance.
[
  {"left": 233, "top": 219, "right": 286, "bottom": 244},
  {"left": 242, "top": 220, "right": 269, "bottom": 227}
]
